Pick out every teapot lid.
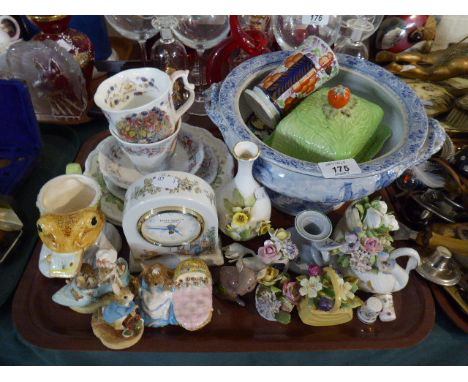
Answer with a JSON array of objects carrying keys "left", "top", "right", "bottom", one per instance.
[{"left": 416, "top": 246, "right": 462, "bottom": 286}]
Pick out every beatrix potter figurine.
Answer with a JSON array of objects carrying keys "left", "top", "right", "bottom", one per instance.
[
  {"left": 52, "top": 250, "right": 131, "bottom": 314},
  {"left": 91, "top": 286, "right": 144, "bottom": 350},
  {"left": 53, "top": 228, "right": 126, "bottom": 312},
  {"left": 216, "top": 141, "right": 271, "bottom": 241},
  {"left": 138, "top": 263, "right": 178, "bottom": 328}
]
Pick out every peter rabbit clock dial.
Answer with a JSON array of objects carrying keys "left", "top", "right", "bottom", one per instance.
[{"left": 138, "top": 208, "right": 204, "bottom": 247}]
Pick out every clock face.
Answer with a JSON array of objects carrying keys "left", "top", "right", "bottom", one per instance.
[{"left": 138, "top": 209, "right": 203, "bottom": 247}]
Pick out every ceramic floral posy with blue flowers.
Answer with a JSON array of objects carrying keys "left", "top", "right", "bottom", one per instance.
[
  {"left": 331, "top": 196, "right": 420, "bottom": 314},
  {"left": 332, "top": 197, "right": 399, "bottom": 274}
]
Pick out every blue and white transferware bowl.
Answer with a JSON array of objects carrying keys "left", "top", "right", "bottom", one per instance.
[{"left": 206, "top": 51, "right": 444, "bottom": 215}]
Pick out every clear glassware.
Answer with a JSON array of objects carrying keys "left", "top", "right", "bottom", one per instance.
[
  {"left": 105, "top": 15, "right": 159, "bottom": 65},
  {"left": 171, "top": 15, "right": 230, "bottom": 115},
  {"left": 272, "top": 15, "right": 342, "bottom": 50},
  {"left": 150, "top": 16, "right": 188, "bottom": 109},
  {"left": 334, "top": 15, "right": 384, "bottom": 59}
]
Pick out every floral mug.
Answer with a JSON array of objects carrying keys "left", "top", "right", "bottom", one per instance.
[{"left": 94, "top": 67, "right": 195, "bottom": 144}]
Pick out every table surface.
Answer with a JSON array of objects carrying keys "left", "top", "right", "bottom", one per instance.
[{"left": 1, "top": 115, "right": 467, "bottom": 365}]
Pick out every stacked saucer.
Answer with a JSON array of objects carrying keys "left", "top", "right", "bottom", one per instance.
[{"left": 84, "top": 123, "right": 234, "bottom": 225}]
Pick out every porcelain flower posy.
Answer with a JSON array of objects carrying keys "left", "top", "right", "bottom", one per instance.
[
  {"left": 334, "top": 196, "right": 400, "bottom": 274},
  {"left": 299, "top": 276, "right": 323, "bottom": 298},
  {"left": 257, "top": 240, "right": 282, "bottom": 264},
  {"left": 349, "top": 249, "right": 373, "bottom": 273},
  {"left": 336, "top": 277, "right": 356, "bottom": 301},
  {"left": 363, "top": 237, "right": 383, "bottom": 254},
  {"left": 295, "top": 266, "right": 362, "bottom": 313},
  {"left": 376, "top": 251, "right": 397, "bottom": 273},
  {"left": 282, "top": 281, "right": 300, "bottom": 303},
  {"left": 256, "top": 266, "right": 281, "bottom": 286},
  {"left": 257, "top": 227, "right": 299, "bottom": 266},
  {"left": 382, "top": 213, "right": 399, "bottom": 231},
  {"left": 359, "top": 198, "right": 399, "bottom": 232},
  {"left": 363, "top": 207, "right": 383, "bottom": 229},
  {"left": 255, "top": 273, "right": 297, "bottom": 325}
]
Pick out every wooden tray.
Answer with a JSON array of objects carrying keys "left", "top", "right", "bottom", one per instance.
[
  {"left": 430, "top": 283, "right": 468, "bottom": 334},
  {"left": 12, "top": 127, "right": 435, "bottom": 352},
  {"left": 13, "top": 240, "right": 435, "bottom": 352}
]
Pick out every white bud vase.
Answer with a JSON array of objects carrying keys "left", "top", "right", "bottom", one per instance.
[{"left": 216, "top": 141, "right": 271, "bottom": 241}]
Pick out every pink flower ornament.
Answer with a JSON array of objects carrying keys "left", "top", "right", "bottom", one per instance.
[
  {"left": 363, "top": 237, "right": 383, "bottom": 254},
  {"left": 258, "top": 240, "right": 281, "bottom": 264}
]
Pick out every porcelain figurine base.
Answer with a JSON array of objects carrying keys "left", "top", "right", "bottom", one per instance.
[
  {"left": 91, "top": 309, "right": 144, "bottom": 350},
  {"left": 70, "top": 295, "right": 115, "bottom": 314}
]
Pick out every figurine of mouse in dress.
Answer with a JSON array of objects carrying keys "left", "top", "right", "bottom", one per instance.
[{"left": 137, "top": 263, "right": 178, "bottom": 328}]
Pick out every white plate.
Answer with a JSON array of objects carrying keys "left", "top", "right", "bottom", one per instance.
[
  {"left": 196, "top": 126, "right": 234, "bottom": 192},
  {"left": 84, "top": 123, "right": 234, "bottom": 226},
  {"left": 103, "top": 175, "right": 126, "bottom": 201},
  {"left": 84, "top": 141, "right": 124, "bottom": 226},
  {"left": 196, "top": 144, "right": 218, "bottom": 185},
  {"left": 98, "top": 127, "right": 205, "bottom": 189}
]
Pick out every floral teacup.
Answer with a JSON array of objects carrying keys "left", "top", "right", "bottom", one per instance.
[
  {"left": 94, "top": 67, "right": 194, "bottom": 144},
  {"left": 110, "top": 119, "right": 181, "bottom": 174}
]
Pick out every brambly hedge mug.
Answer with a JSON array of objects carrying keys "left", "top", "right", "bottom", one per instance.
[
  {"left": 94, "top": 67, "right": 195, "bottom": 144},
  {"left": 36, "top": 174, "right": 105, "bottom": 278}
]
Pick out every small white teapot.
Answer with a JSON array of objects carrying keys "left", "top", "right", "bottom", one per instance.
[
  {"left": 351, "top": 247, "right": 420, "bottom": 294},
  {"left": 332, "top": 196, "right": 423, "bottom": 322}
]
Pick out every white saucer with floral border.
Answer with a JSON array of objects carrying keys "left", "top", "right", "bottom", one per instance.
[
  {"left": 103, "top": 175, "right": 126, "bottom": 200},
  {"left": 98, "top": 127, "right": 205, "bottom": 189},
  {"left": 100, "top": 125, "right": 221, "bottom": 200},
  {"left": 85, "top": 123, "right": 234, "bottom": 226},
  {"left": 84, "top": 140, "right": 124, "bottom": 226}
]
